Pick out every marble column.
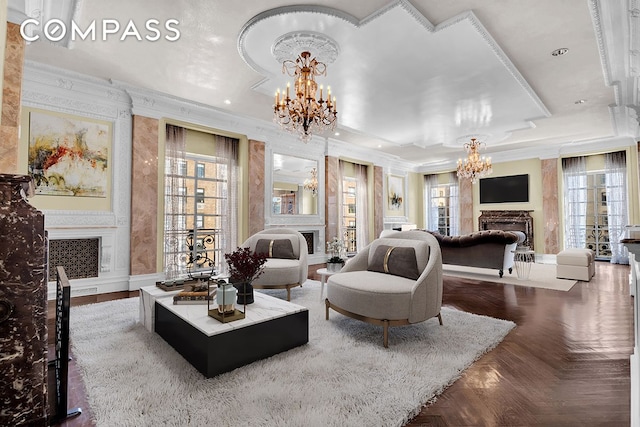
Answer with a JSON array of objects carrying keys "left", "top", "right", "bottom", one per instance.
[
  {"left": 0, "top": 23, "right": 25, "bottom": 173},
  {"left": 541, "top": 158, "right": 560, "bottom": 254},
  {"left": 130, "top": 115, "right": 159, "bottom": 275},
  {"left": 325, "top": 156, "right": 339, "bottom": 241},
  {"left": 0, "top": 174, "right": 48, "bottom": 426},
  {"left": 459, "top": 178, "right": 474, "bottom": 234},
  {"left": 248, "top": 139, "right": 265, "bottom": 236},
  {"left": 373, "top": 166, "right": 384, "bottom": 238}
]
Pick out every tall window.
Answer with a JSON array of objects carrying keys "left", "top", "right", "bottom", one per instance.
[
  {"left": 562, "top": 152, "right": 628, "bottom": 263},
  {"left": 164, "top": 127, "right": 239, "bottom": 278},
  {"left": 584, "top": 172, "right": 610, "bottom": 259},
  {"left": 338, "top": 161, "right": 370, "bottom": 253},
  {"left": 341, "top": 177, "right": 357, "bottom": 253},
  {"left": 424, "top": 172, "right": 459, "bottom": 236}
]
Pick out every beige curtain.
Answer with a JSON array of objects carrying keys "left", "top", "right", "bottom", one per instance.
[
  {"left": 604, "top": 151, "right": 629, "bottom": 264},
  {"left": 213, "top": 135, "right": 239, "bottom": 256},
  {"left": 424, "top": 174, "right": 439, "bottom": 232},
  {"left": 355, "top": 163, "right": 369, "bottom": 251},
  {"left": 447, "top": 172, "right": 460, "bottom": 236},
  {"left": 562, "top": 156, "right": 587, "bottom": 249},
  {"left": 338, "top": 160, "right": 346, "bottom": 244},
  {"left": 164, "top": 124, "right": 186, "bottom": 280}
]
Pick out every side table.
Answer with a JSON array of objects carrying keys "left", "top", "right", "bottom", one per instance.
[
  {"left": 512, "top": 249, "right": 535, "bottom": 280},
  {"left": 317, "top": 267, "right": 340, "bottom": 301}
]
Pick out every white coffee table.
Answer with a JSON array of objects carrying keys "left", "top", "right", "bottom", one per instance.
[
  {"left": 317, "top": 267, "right": 340, "bottom": 300},
  {"left": 140, "top": 285, "right": 309, "bottom": 377}
]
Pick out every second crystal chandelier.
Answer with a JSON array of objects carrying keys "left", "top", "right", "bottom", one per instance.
[{"left": 456, "top": 138, "right": 493, "bottom": 184}]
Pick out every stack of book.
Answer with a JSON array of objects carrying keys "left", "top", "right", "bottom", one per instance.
[{"left": 173, "top": 288, "right": 216, "bottom": 305}]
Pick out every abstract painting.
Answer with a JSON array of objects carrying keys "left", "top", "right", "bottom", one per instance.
[
  {"left": 387, "top": 174, "right": 404, "bottom": 211},
  {"left": 28, "top": 111, "right": 110, "bottom": 197}
]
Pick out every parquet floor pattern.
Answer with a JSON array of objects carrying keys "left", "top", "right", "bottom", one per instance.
[
  {"left": 49, "top": 262, "right": 634, "bottom": 426},
  {"left": 409, "top": 262, "right": 633, "bottom": 427}
]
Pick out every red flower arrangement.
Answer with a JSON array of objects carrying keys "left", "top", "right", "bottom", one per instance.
[{"left": 224, "top": 247, "right": 267, "bottom": 284}]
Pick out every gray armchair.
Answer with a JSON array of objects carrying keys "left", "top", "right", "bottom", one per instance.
[
  {"left": 241, "top": 228, "right": 308, "bottom": 301},
  {"left": 325, "top": 231, "right": 443, "bottom": 347}
]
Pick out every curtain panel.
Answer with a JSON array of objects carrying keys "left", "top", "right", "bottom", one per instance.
[
  {"left": 214, "top": 135, "right": 239, "bottom": 257},
  {"left": 424, "top": 174, "right": 439, "bottom": 232},
  {"left": 355, "top": 164, "right": 369, "bottom": 251},
  {"left": 164, "top": 124, "right": 187, "bottom": 280},
  {"left": 338, "top": 160, "right": 345, "bottom": 244},
  {"left": 447, "top": 172, "right": 460, "bottom": 236},
  {"left": 604, "top": 151, "right": 629, "bottom": 264},
  {"left": 562, "top": 156, "right": 587, "bottom": 249}
]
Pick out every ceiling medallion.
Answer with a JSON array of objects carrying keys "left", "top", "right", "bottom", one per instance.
[
  {"left": 456, "top": 138, "right": 493, "bottom": 184},
  {"left": 272, "top": 32, "right": 340, "bottom": 65},
  {"left": 273, "top": 50, "right": 338, "bottom": 142}
]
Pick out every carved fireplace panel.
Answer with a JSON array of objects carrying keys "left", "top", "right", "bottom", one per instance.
[{"left": 479, "top": 210, "right": 534, "bottom": 250}]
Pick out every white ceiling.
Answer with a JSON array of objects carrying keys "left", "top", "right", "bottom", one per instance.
[{"left": 8, "top": 0, "right": 639, "bottom": 170}]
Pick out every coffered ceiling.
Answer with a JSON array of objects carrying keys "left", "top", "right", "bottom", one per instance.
[{"left": 8, "top": 0, "right": 639, "bottom": 170}]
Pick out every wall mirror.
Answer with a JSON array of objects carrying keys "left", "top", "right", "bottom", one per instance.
[{"left": 272, "top": 153, "right": 318, "bottom": 215}]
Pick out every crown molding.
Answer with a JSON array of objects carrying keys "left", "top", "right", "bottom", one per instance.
[
  {"left": 9, "top": 0, "right": 80, "bottom": 47},
  {"left": 23, "top": 61, "right": 130, "bottom": 119}
]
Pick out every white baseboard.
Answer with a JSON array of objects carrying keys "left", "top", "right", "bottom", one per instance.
[
  {"left": 46, "top": 273, "right": 164, "bottom": 300},
  {"left": 536, "top": 253, "right": 556, "bottom": 264},
  {"left": 47, "top": 275, "right": 131, "bottom": 300},
  {"left": 128, "top": 273, "right": 165, "bottom": 291}
]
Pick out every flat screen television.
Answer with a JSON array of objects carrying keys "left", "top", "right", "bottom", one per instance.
[{"left": 479, "top": 174, "right": 529, "bottom": 204}]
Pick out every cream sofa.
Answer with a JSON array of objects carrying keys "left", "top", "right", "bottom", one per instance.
[{"left": 325, "top": 231, "right": 443, "bottom": 347}]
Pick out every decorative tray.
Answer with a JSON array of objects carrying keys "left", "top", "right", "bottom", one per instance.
[{"left": 155, "top": 281, "right": 188, "bottom": 291}]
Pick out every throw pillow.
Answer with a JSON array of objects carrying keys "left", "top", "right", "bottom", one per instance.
[
  {"left": 368, "top": 245, "right": 420, "bottom": 280},
  {"left": 255, "top": 238, "right": 296, "bottom": 259}
]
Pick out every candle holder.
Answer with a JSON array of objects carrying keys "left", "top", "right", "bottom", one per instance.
[{"left": 208, "top": 279, "right": 245, "bottom": 323}]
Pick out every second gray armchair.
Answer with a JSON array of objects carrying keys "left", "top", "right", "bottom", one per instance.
[{"left": 325, "top": 230, "right": 443, "bottom": 347}]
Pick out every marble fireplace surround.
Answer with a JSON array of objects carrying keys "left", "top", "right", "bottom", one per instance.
[
  {"left": 45, "top": 223, "right": 118, "bottom": 299},
  {"left": 478, "top": 210, "right": 534, "bottom": 251},
  {"left": 263, "top": 223, "right": 325, "bottom": 265}
]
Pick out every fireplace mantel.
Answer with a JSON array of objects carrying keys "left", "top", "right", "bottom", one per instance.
[{"left": 479, "top": 210, "right": 534, "bottom": 250}]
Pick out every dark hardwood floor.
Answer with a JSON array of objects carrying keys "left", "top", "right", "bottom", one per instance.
[{"left": 48, "top": 262, "right": 634, "bottom": 426}]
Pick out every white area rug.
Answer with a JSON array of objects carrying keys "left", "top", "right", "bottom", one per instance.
[
  {"left": 443, "top": 262, "right": 577, "bottom": 291},
  {"left": 70, "top": 280, "right": 515, "bottom": 427}
]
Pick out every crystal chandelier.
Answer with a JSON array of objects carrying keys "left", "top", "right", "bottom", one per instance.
[
  {"left": 274, "top": 51, "right": 338, "bottom": 143},
  {"left": 456, "top": 138, "right": 493, "bottom": 184},
  {"left": 303, "top": 167, "right": 318, "bottom": 196}
]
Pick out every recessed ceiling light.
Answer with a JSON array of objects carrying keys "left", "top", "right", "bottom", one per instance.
[
  {"left": 551, "top": 48, "right": 569, "bottom": 56},
  {"left": 334, "top": 132, "right": 340, "bottom": 136},
  {"left": 575, "top": 99, "right": 587, "bottom": 104},
  {"left": 224, "top": 99, "right": 231, "bottom": 105},
  {"left": 377, "top": 144, "right": 382, "bottom": 148}
]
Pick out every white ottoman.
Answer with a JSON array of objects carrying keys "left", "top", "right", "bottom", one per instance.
[{"left": 556, "top": 248, "right": 595, "bottom": 281}]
